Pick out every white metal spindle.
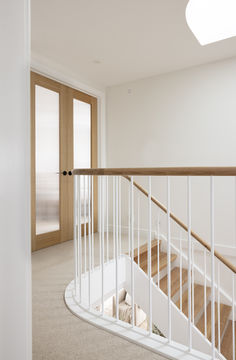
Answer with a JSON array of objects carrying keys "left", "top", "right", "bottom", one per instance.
[
  {"left": 78, "top": 176, "right": 82, "bottom": 303},
  {"left": 119, "top": 176, "right": 121, "bottom": 256},
  {"left": 106, "top": 176, "right": 109, "bottom": 262},
  {"left": 157, "top": 213, "right": 160, "bottom": 288},
  {"left": 210, "top": 176, "right": 215, "bottom": 359},
  {"left": 116, "top": 177, "right": 119, "bottom": 320},
  {"left": 192, "top": 241, "right": 195, "bottom": 324},
  {"left": 76, "top": 175, "right": 80, "bottom": 281},
  {"left": 101, "top": 176, "right": 105, "bottom": 315},
  {"left": 137, "top": 193, "right": 140, "bottom": 267},
  {"left": 84, "top": 175, "right": 87, "bottom": 273},
  {"left": 148, "top": 176, "right": 152, "bottom": 335},
  {"left": 167, "top": 176, "right": 171, "bottom": 341},
  {"left": 131, "top": 176, "right": 134, "bottom": 327},
  {"left": 128, "top": 185, "right": 130, "bottom": 256},
  {"left": 232, "top": 273, "right": 235, "bottom": 360},
  {"left": 180, "top": 231, "right": 182, "bottom": 312},
  {"left": 113, "top": 176, "right": 115, "bottom": 260},
  {"left": 74, "top": 175, "right": 78, "bottom": 297},
  {"left": 88, "top": 175, "right": 91, "bottom": 308},
  {"left": 99, "top": 177, "right": 102, "bottom": 268},
  {"left": 204, "top": 248, "right": 207, "bottom": 338},
  {"left": 187, "top": 176, "right": 192, "bottom": 350},
  {"left": 91, "top": 176, "right": 94, "bottom": 270},
  {"left": 217, "top": 261, "right": 220, "bottom": 353},
  {"left": 235, "top": 176, "right": 236, "bottom": 248}
]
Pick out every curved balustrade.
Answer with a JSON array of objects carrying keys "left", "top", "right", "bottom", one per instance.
[{"left": 65, "top": 168, "right": 236, "bottom": 360}]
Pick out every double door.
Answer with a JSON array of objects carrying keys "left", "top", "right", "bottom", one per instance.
[{"left": 31, "top": 72, "right": 97, "bottom": 251}]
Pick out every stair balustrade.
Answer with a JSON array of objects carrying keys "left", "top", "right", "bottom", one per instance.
[{"left": 65, "top": 167, "right": 236, "bottom": 360}]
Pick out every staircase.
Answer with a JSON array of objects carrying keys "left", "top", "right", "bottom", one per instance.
[{"left": 134, "top": 239, "right": 235, "bottom": 360}]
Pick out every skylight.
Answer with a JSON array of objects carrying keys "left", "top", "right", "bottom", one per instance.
[{"left": 186, "top": 0, "right": 236, "bottom": 46}]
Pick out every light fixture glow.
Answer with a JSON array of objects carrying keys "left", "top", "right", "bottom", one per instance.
[{"left": 186, "top": 0, "right": 236, "bottom": 45}]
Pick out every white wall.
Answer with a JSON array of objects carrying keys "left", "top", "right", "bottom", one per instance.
[
  {"left": 106, "top": 58, "right": 236, "bottom": 256},
  {"left": 0, "top": 1, "right": 31, "bottom": 359}
]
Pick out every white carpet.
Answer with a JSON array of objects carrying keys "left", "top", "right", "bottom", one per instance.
[{"left": 32, "top": 235, "right": 165, "bottom": 360}]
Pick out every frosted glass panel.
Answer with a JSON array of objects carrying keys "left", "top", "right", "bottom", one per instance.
[
  {"left": 73, "top": 99, "right": 91, "bottom": 169},
  {"left": 35, "top": 85, "right": 60, "bottom": 235},
  {"left": 73, "top": 99, "right": 91, "bottom": 221}
]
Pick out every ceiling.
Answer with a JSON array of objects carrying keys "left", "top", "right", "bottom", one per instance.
[{"left": 31, "top": 0, "right": 236, "bottom": 89}]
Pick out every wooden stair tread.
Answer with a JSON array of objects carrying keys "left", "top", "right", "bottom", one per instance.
[
  {"left": 159, "top": 267, "right": 188, "bottom": 297},
  {"left": 175, "top": 285, "right": 211, "bottom": 319},
  {"left": 196, "top": 302, "right": 231, "bottom": 347},
  {"left": 133, "top": 239, "right": 160, "bottom": 259},
  {"left": 140, "top": 252, "right": 177, "bottom": 277},
  {"left": 221, "top": 321, "right": 236, "bottom": 360}
]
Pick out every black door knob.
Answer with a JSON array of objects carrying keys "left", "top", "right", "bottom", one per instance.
[
  {"left": 68, "top": 171, "right": 73, "bottom": 176},
  {"left": 62, "top": 170, "right": 67, "bottom": 176}
]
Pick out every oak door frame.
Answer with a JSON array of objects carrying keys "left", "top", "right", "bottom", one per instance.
[{"left": 31, "top": 71, "right": 98, "bottom": 251}]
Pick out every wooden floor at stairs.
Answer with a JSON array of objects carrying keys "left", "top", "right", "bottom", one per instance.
[
  {"left": 133, "top": 239, "right": 235, "bottom": 360},
  {"left": 134, "top": 239, "right": 177, "bottom": 278},
  {"left": 221, "top": 321, "right": 236, "bottom": 360},
  {"left": 196, "top": 302, "right": 231, "bottom": 348},
  {"left": 160, "top": 267, "right": 188, "bottom": 297},
  {"left": 176, "top": 284, "right": 211, "bottom": 319}
]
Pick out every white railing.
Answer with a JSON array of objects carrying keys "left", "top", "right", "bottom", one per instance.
[{"left": 66, "top": 168, "right": 236, "bottom": 360}]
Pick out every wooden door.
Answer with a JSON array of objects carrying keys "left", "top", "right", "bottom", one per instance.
[{"left": 31, "top": 72, "right": 97, "bottom": 251}]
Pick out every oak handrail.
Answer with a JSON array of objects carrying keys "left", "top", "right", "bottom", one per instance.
[
  {"left": 73, "top": 167, "right": 236, "bottom": 176},
  {"left": 73, "top": 167, "right": 236, "bottom": 273}
]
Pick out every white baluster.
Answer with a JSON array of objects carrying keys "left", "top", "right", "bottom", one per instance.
[
  {"left": 204, "top": 248, "right": 207, "bottom": 338},
  {"left": 148, "top": 176, "right": 152, "bottom": 335},
  {"left": 187, "top": 176, "right": 192, "bottom": 350},
  {"left": 157, "top": 213, "right": 160, "bottom": 288},
  {"left": 167, "top": 176, "right": 171, "bottom": 341},
  {"left": 113, "top": 176, "right": 115, "bottom": 260},
  {"left": 180, "top": 230, "right": 182, "bottom": 312},
  {"left": 192, "top": 241, "right": 195, "bottom": 324},
  {"left": 106, "top": 176, "right": 109, "bottom": 262},
  {"left": 84, "top": 175, "right": 87, "bottom": 273},
  {"left": 131, "top": 176, "right": 134, "bottom": 327},
  {"left": 74, "top": 174, "right": 78, "bottom": 298},
  {"left": 91, "top": 176, "right": 94, "bottom": 271},
  {"left": 99, "top": 177, "right": 102, "bottom": 268},
  {"left": 210, "top": 176, "right": 215, "bottom": 359},
  {"left": 88, "top": 175, "right": 91, "bottom": 308},
  {"left": 137, "top": 193, "right": 140, "bottom": 267},
  {"left": 78, "top": 176, "right": 82, "bottom": 303},
  {"left": 217, "top": 261, "right": 220, "bottom": 353},
  {"left": 128, "top": 185, "right": 130, "bottom": 257},
  {"left": 232, "top": 273, "right": 235, "bottom": 360},
  {"left": 115, "top": 177, "right": 119, "bottom": 320},
  {"left": 101, "top": 176, "right": 105, "bottom": 315},
  {"left": 119, "top": 176, "right": 121, "bottom": 256},
  {"left": 235, "top": 176, "right": 236, "bottom": 248}
]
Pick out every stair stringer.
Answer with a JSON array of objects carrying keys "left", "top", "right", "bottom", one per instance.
[{"left": 124, "top": 256, "right": 223, "bottom": 358}]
